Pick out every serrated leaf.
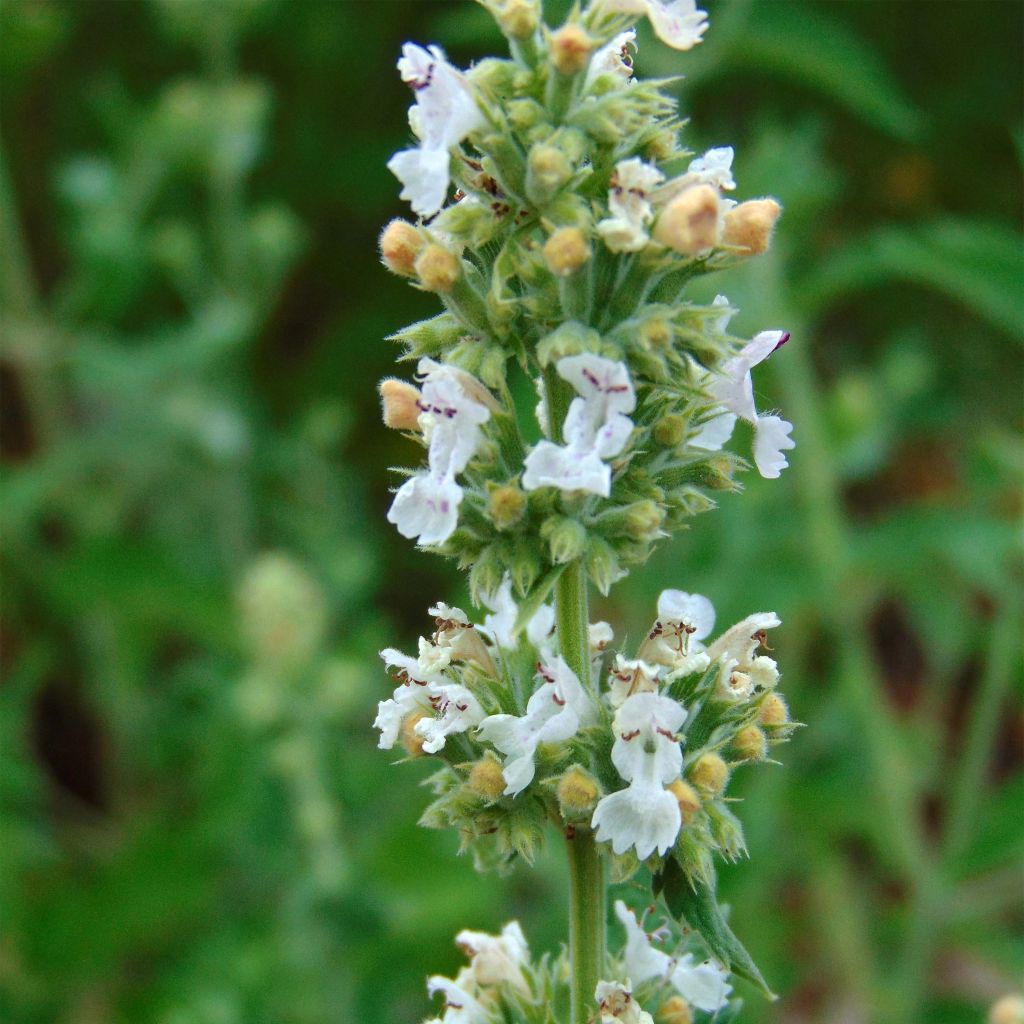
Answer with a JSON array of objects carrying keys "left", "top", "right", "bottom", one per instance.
[
  {"left": 512, "top": 563, "right": 566, "bottom": 637},
  {"left": 656, "top": 857, "right": 776, "bottom": 1000}
]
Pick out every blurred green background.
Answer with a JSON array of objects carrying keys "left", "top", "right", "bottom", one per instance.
[{"left": 1, "top": 1, "right": 1021, "bottom": 1022}]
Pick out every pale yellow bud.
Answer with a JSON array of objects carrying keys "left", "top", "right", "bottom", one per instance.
[
  {"left": 401, "top": 712, "right": 430, "bottom": 757},
  {"left": 379, "top": 218, "right": 424, "bottom": 276},
  {"left": 378, "top": 378, "right": 422, "bottom": 431},
  {"left": 658, "top": 996, "right": 694, "bottom": 1024},
  {"left": 550, "top": 25, "right": 593, "bottom": 76},
  {"left": 666, "top": 779, "right": 701, "bottom": 822},
  {"left": 722, "top": 198, "right": 782, "bottom": 254},
  {"left": 557, "top": 767, "right": 600, "bottom": 817},
  {"left": 496, "top": 0, "right": 539, "bottom": 40},
  {"left": 690, "top": 752, "right": 729, "bottom": 796},
  {"left": 758, "top": 692, "right": 789, "bottom": 727},
  {"left": 733, "top": 724, "right": 768, "bottom": 761},
  {"left": 468, "top": 756, "right": 507, "bottom": 800},
  {"left": 990, "top": 995, "right": 1024, "bottom": 1024},
  {"left": 486, "top": 482, "right": 528, "bottom": 530},
  {"left": 654, "top": 185, "right": 720, "bottom": 254},
  {"left": 543, "top": 226, "right": 591, "bottom": 277},
  {"left": 653, "top": 414, "right": 686, "bottom": 448},
  {"left": 638, "top": 316, "right": 672, "bottom": 350},
  {"left": 415, "top": 244, "right": 461, "bottom": 292}
]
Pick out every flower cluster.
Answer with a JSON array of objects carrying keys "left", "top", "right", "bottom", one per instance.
[{"left": 374, "top": 0, "right": 801, "bottom": 1019}]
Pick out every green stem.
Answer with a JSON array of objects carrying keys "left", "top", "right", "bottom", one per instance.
[{"left": 566, "top": 826, "right": 605, "bottom": 1024}]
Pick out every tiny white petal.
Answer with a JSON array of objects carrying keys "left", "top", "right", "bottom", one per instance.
[
  {"left": 752, "top": 414, "right": 795, "bottom": 478},
  {"left": 656, "top": 590, "right": 715, "bottom": 640},
  {"left": 671, "top": 954, "right": 732, "bottom": 1012}
]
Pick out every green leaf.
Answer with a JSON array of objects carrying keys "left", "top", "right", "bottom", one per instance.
[
  {"left": 512, "top": 563, "right": 566, "bottom": 637},
  {"left": 655, "top": 857, "right": 777, "bottom": 1000}
]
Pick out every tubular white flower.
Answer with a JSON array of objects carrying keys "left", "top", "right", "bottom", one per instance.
[
  {"left": 608, "top": 654, "right": 661, "bottom": 707},
  {"left": 585, "top": 30, "right": 637, "bottom": 89},
  {"left": 687, "top": 146, "right": 736, "bottom": 191},
  {"left": 707, "top": 612, "right": 781, "bottom": 701},
  {"left": 426, "top": 971, "right": 490, "bottom": 1024},
  {"left": 637, "top": 589, "right": 714, "bottom": 675},
  {"left": 478, "top": 657, "right": 595, "bottom": 796},
  {"left": 415, "top": 683, "right": 486, "bottom": 753},
  {"left": 752, "top": 412, "right": 796, "bottom": 479},
  {"left": 456, "top": 921, "right": 531, "bottom": 992},
  {"left": 602, "top": 0, "right": 708, "bottom": 50},
  {"left": 592, "top": 693, "right": 686, "bottom": 858},
  {"left": 670, "top": 954, "right": 732, "bottom": 1012},
  {"left": 387, "top": 469, "right": 463, "bottom": 546},
  {"left": 614, "top": 901, "right": 672, "bottom": 982},
  {"left": 375, "top": 648, "right": 449, "bottom": 749},
  {"left": 597, "top": 158, "right": 665, "bottom": 253},
  {"left": 388, "top": 44, "right": 483, "bottom": 217},
  {"left": 523, "top": 355, "right": 636, "bottom": 497},
  {"left": 595, "top": 979, "right": 655, "bottom": 1024}
]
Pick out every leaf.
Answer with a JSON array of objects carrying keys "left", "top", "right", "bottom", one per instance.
[
  {"left": 655, "top": 857, "right": 777, "bottom": 1000},
  {"left": 801, "top": 220, "right": 1024, "bottom": 341},
  {"left": 512, "top": 563, "right": 566, "bottom": 637}
]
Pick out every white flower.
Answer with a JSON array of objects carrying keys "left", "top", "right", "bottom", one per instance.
[
  {"left": 608, "top": 654, "right": 661, "bottom": 707},
  {"left": 671, "top": 954, "right": 732, "bottom": 1012},
  {"left": 426, "top": 971, "right": 490, "bottom": 1024},
  {"left": 375, "top": 648, "right": 449, "bottom": 749},
  {"left": 595, "top": 979, "right": 654, "bottom": 1024},
  {"left": 387, "top": 360, "right": 492, "bottom": 546},
  {"left": 707, "top": 612, "right": 781, "bottom": 701},
  {"left": 602, "top": 0, "right": 708, "bottom": 50},
  {"left": 480, "top": 575, "right": 555, "bottom": 653},
  {"left": 456, "top": 921, "right": 531, "bottom": 993},
  {"left": 478, "top": 657, "right": 595, "bottom": 796},
  {"left": 388, "top": 44, "right": 483, "bottom": 217},
  {"left": 597, "top": 158, "right": 665, "bottom": 252},
  {"left": 687, "top": 146, "right": 735, "bottom": 191},
  {"left": 693, "top": 330, "right": 795, "bottom": 479},
  {"left": 523, "top": 354, "right": 636, "bottom": 497},
  {"left": 614, "top": 901, "right": 732, "bottom": 1013},
  {"left": 387, "top": 468, "right": 463, "bottom": 546},
  {"left": 415, "top": 683, "right": 485, "bottom": 753},
  {"left": 585, "top": 30, "right": 637, "bottom": 89},
  {"left": 638, "top": 589, "right": 714, "bottom": 676},
  {"left": 591, "top": 693, "right": 686, "bottom": 858},
  {"left": 589, "top": 621, "right": 614, "bottom": 653}
]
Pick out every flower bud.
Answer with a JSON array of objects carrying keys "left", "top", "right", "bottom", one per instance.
[
  {"left": 733, "top": 724, "right": 768, "bottom": 761},
  {"left": 543, "top": 226, "right": 591, "bottom": 277},
  {"left": 557, "top": 766, "right": 600, "bottom": 817},
  {"left": 378, "top": 378, "right": 422, "bottom": 431},
  {"left": 690, "top": 752, "right": 729, "bottom": 796},
  {"left": 653, "top": 414, "right": 686, "bottom": 447},
  {"left": 638, "top": 316, "right": 673, "bottom": 350},
  {"left": 486, "top": 482, "right": 528, "bottom": 530},
  {"left": 401, "top": 711, "right": 431, "bottom": 757},
  {"left": 654, "top": 185, "right": 720, "bottom": 254},
  {"left": 666, "top": 779, "right": 701, "bottom": 823},
  {"left": 758, "top": 692, "right": 790, "bottom": 726},
  {"left": 587, "top": 537, "right": 622, "bottom": 595},
  {"left": 722, "top": 198, "right": 781, "bottom": 254},
  {"left": 527, "top": 144, "right": 573, "bottom": 205},
  {"left": 989, "top": 995, "right": 1024, "bottom": 1024},
  {"left": 621, "top": 499, "right": 665, "bottom": 542},
  {"left": 378, "top": 218, "right": 424, "bottom": 276},
  {"left": 658, "top": 996, "right": 694, "bottom": 1024},
  {"left": 494, "top": 0, "right": 538, "bottom": 39},
  {"left": 549, "top": 24, "right": 593, "bottom": 76},
  {"left": 541, "top": 515, "right": 588, "bottom": 564},
  {"left": 646, "top": 127, "right": 681, "bottom": 163},
  {"left": 468, "top": 755, "right": 508, "bottom": 799},
  {"left": 415, "top": 244, "right": 461, "bottom": 292},
  {"left": 510, "top": 539, "right": 542, "bottom": 594}
]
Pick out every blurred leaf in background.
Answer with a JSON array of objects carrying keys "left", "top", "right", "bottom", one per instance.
[{"left": 1, "top": 1, "right": 1020, "bottom": 1023}]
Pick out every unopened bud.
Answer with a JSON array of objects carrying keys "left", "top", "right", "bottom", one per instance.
[
  {"left": 758, "top": 692, "right": 789, "bottom": 727},
  {"left": 510, "top": 540, "right": 542, "bottom": 594},
  {"left": 557, "top": 766, "right": 600, "bottom": 817},
  {"left": 378, "top": 378, "right": 422, "bottom": 431},
  {"left": 550, "top": 25, "right": 593, "bottom": 76},
  {"left": 468, "top": 755, "right": 507, "bottom": 799},
  {"left": 543, "top": 226, "right": 591, "bottom": 277},
  {"left": 495, "top": 0, "right": 538, "bottom": 39},
  {"left": 401, "top": 711, "right": 430, "bottom": 757},
  {"left": 666, "top": 779, "right": 701, "bottom": 823},
  {"left": 379, "top": 218, "right": 424, "bottom": 276},
  {"left": 415, "top": 244, "right": 461, "bottom": 292},
  {"left": 658, "top": 996, "right": 694, "bottom": 1024},
  {"left": 653, "top": 414, "right": 686, "bottom": 447},
  {"left": 621, "top": 499, "right": 665, "bottom": 541},
  {"left": 646, "top": 127, "right": 681, "bottom": 163},
  {"left": 989, "top": 995, "right": 1024, "bottom": 1024},
  {"left": 487, "top": 482, "right": 527, "bottom": 530},
  {"left": 527, "top": 144, "right": 573, "bottom": 205},
  {"left": 587, "top": 537, "right": 622, "bottom": 596},
  {"left": 541, "top": 515, "right": 588, "bottom": 564},
  {"left": 638, "top": 316, "right": 672, "bottom": 350},
  {"left": 654, "top": 185, "right": 720, "bottom": 254},
  {"left": 722, "top": 198, "right": 781, "bottom": 254},
  {"left": 733, "top": 725, "right": 768, "bottom": 761},
  {"left": 690, "top": 752, "right": 729, "bottom": 796}
]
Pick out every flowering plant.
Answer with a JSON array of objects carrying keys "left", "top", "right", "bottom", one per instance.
[{"left": 375, "top": 1, "right": 800, "bottom": 1020}]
